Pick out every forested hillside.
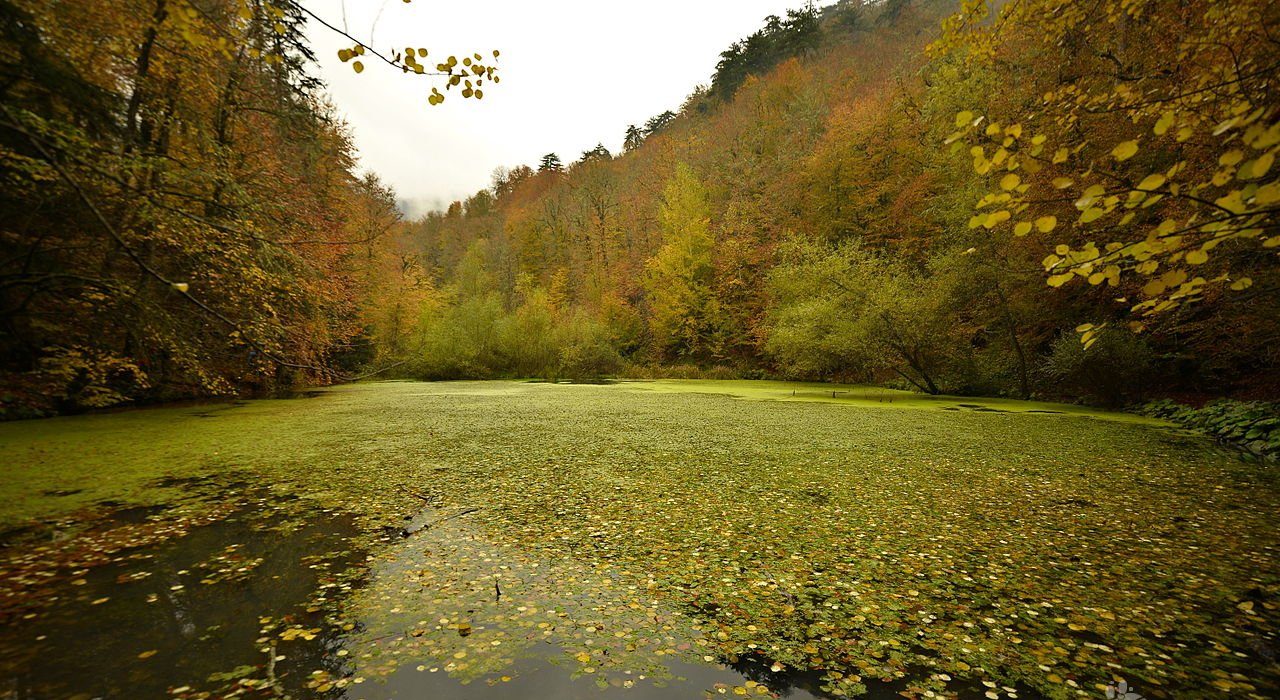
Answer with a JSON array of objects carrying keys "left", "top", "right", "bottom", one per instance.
[
  {"left": 0, "top": 0, "right": 410, "bottom": 417},
  {"left": 3, "top": 0, "right": 1277, "bottom": 416},
  {"left": 364, "top": 0, "right": 1280, "bottom": 406}
]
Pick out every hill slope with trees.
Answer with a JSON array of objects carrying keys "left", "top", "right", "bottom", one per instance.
[
  {"left": 3, "top": 0, "right": 1276, "bottom": 415},
  {"left": 363, "top": 0, "right": 1280, "bottom": 405}
]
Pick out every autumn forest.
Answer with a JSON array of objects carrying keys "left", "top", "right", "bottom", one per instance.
[{"left": 0, "top": 0, "right": 1276, "bottom": 416}]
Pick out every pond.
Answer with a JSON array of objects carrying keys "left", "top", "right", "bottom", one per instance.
[
  {"left": 0, "top": 380, "right": 1275, "bottom": 698},
  {"left": 0, "top": 482, "right": 851, "bottom": 699}
]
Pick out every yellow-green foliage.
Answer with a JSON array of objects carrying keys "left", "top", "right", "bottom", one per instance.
[{"left": 936, "top": 0, "right": 1280, "bottom": 335}]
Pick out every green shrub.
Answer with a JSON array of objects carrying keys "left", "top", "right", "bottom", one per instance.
[
  {"left": 1140, "top": 399, "right": 1279, "bottom": 462},
  {"left": 1042, "top": 328, "right": 1155, "bottom": 407},
  {"left": 555, "top": 313, "right": 623, "bottom": 382}
]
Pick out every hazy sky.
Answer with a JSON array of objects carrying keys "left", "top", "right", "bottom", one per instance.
[{"left": 303, "top": 0, "right": 807, "bottom": 216}]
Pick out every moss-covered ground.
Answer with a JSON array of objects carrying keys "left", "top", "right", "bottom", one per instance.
[{"left": 0, "top": 380, "right": 1276, "bottom": 698}]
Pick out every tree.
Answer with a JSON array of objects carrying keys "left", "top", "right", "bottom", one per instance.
[
  {"left": 767, "top": 240, "right": 957, "bottom": 394},
  {"left": 937, "top": 0, "right": 1280, "bottom": 342},
  {"left": 539, "top": 153, "right": 564, "bottom": 173},
  {"left": 1043, "top": 328, "right": 1155, "bottom": 407},
  {"left": 834, "top": 1, "right": 865, "bottom": 32},
  {"left": 644, "top": 164, "right": 721, "bottom": 359},
  {"left": 644, "top": 111, "right": 677, "bottom": 136},
  {"left": 623, "top": 125, "right": 644, "bottom": 152},
  {"left": 0, "top": 0, "right": 432, "bottom": 414},
  {"left": 710, "top": 6, "right": 822, "bottom": 100},
  {"left": 577, "top": 143, "right": 612, "bottom": 165}
]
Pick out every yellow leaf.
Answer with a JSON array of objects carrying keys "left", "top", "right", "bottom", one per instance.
[
  {"left": 1185, "top": 250, "right": 1209, "bottom": 265},
  {"left": 1230, "top": 277, "right": 1253, "bottom": 291},
  {"left": 983, "top": 210, "right": 1010, "bottom": 229},
  {"left": 1000, "top": 173, "right": 1021, "bottom": 191},
  {"left": 1076, "top": 184, "right": 1106, "bottom": 209},
  {"left": 1048, "top": 273, "right": 1073, "bottom": 288},
  {"left": 1080, "top": 208, "right": 1105, "bottom": 224},
  {"left": 1013, "top": 221, "right": 1033, "bottom": 237},
  {"left": 352, "top": 60, "right": 364, "bottom": 74},
  {"left": 1035, "top": 216, "right": 1057, "bottom": 233},
  {"left": 1220, "top": 150, "right": 1244, "bottom": 166},
  {"left": 1239, "top": 152, "right": 1274, "bottom": 180},
  {"left": 1136, "top": 174, "right": 1166, "bottom": 191},
  {"left": 1052, "top": 177, "right": 1073, "bottom": 189},
  {"left": 1112, "top": 140, "right": 1139, "bottom": 161},
  {"left": 1256, "top": 182, "right": 1280, "bottom": 205}
]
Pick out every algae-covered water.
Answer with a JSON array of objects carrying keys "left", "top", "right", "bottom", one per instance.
[{"left": 0, "top": 380, "right": 1275, "bottom": 698}]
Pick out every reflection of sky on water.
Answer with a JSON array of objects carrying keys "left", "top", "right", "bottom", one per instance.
[
  {"left": 0, "top": 502, "right": 361, "bottom": 699},
  {"left": 342, "top": 514, "right": 832, "bottom": 699}
]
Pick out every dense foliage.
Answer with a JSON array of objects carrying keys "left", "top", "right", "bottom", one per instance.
[
  {"left": 4, "top": 0, "right": 1277, "bottom": 413},
  {"left": 1141, "top": 398, "right": 1280, "bottom": 462},
  {"left": 363, "top": 0, "right": 1279, "bottom": 403},
  {"left": 0, "top": 0, "right": 495, "bottom": 418}
]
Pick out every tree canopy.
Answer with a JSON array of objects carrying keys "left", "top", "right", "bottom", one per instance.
[{"left": 360, "top": 0, "right": 1277, "bottom": 403}]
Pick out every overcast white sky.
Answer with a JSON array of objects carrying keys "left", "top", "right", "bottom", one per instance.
[{"left": 303, "top": 0, "right": 809, "bottom": 216}]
